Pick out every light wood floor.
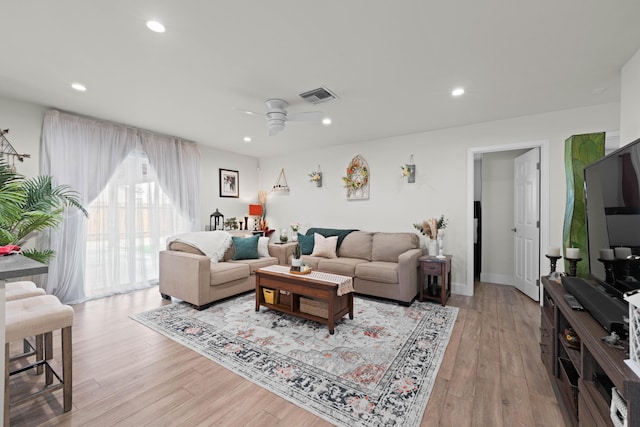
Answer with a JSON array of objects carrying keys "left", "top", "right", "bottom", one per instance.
[{"left": 7, "top": 281, "right": 567, "bottom": 426}]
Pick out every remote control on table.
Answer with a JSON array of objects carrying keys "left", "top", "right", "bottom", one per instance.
[{"left": 563, "top": 294, "right": 584, "bottom": 311}]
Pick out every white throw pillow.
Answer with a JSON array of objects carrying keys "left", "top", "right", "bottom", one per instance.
[
  {"left": 311, "top": 233, "right": 338, "bottom": 258},
  {"left": 258, "top": 237, "right": 270, "bottom": 257}
]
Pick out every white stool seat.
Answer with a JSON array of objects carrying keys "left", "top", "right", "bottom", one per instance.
[
  {"left": 5, "top": 281, "right": 46, "bottom": 301},
  {"left": 4, "top": 294, "right": 73, "bottom": 423},
  {"left": 5, "top": 281, "right": 47, "bottom": 373},
  {"left": 6, "top": 295, "right": 73, "bottom": 343}
]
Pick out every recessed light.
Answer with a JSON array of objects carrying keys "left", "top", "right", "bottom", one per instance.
[
  {"left": 451, "top": 87, "right": 465, "bottom": 97},
  {"left": 322, "top": 117, "right": 332, "bottom": 126},
  {"left": 146, "top": 20, "right": 166, "bottom": 33},
  {"left": 243, "top": 136, "right": 252, "bottom": 143},
  {"left": 71, "top": 83, "right": 87, "bottom": 92}
]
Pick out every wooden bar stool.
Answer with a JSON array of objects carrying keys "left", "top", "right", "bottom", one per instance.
[
  {"left": 5, "top": 281, "right": 47, "bottom": 373},
  {"left": 4, "top": 295, "right": 73, "bottom": 424}
]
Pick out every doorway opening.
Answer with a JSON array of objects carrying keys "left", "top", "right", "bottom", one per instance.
[{"left": 466, "top": 140, "right": 550, "bottom": 301}]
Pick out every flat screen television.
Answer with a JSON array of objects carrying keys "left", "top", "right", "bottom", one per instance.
[{"left": 584, "top": 136, "right": 640, "bottom": 298}]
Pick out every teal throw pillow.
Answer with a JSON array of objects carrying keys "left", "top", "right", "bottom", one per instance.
[
  {"left": 232, "top": 235, "right": 260, "bottom": 260},
  {"left": 298, "top": 233, "right": 314, "bottom": 255}
]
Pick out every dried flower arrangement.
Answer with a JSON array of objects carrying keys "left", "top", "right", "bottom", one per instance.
[{"left": 414, "top": 215, "right": 448, "bottom": 239}]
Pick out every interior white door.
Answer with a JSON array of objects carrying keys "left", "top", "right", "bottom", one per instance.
[{"left": 514, "top": 148, "right": 540, "bottom": 301}]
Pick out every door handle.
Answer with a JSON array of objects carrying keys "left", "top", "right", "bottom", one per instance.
[{"left": 511, "top": 227, "right": 517, "bottom": 232}]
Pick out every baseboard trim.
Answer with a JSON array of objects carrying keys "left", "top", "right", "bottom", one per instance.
[
  {"left": 479, "top": 273, "right": 514, "bottom": 286},
  {"left": 452, "top": 282, "right": 473, "bottom": 296}
]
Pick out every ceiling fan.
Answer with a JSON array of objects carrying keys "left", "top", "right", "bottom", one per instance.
[{"left": 239, "top": 99, "right": 324, "bottom": 136}]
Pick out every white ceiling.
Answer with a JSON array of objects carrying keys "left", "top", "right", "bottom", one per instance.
[{"left": 2, "top": 1, "right": 640, "bottom": 158}]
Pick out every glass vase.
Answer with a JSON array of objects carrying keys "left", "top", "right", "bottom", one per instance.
[{"left": 437, "top": 230, "right": 445, "bottom": 258}]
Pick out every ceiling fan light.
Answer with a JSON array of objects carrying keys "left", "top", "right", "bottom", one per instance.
[
  {"left": 146, "top": 20, "right": 166, "bottom": 33},
  {"left": 71, "top": 83, "right": 87, "bottom": 92}
]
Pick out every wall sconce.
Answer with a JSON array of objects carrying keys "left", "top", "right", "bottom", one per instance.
[
  {"left": 402, "top": 154, "right": 416, "bottom": 183},
  {"left": 0, "top": 129, "right": 31, "bottom": 173},
  {"left": 308, "top": 165, "right": 322, "bottom": 187},
  {"left": 210, "top": 208, "right": 224, "bottom": 230},
  {"left": 249, "top": 204, "right": 263, "bottom": 230}
]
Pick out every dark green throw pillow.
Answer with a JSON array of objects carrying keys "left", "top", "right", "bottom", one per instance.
[
  {"left": 232, "top": 235, "right": 260, "bottom": 260},
  {"left": 298, "top": 233, "right": 314, "bottom": 255}
]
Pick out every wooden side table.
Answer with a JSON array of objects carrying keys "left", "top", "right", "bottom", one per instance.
[{"left": 418, "top": 255, "right": 452, "bottom": 306}]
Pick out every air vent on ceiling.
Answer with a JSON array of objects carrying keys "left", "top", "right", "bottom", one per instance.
[{"left": 299, "top": 86, "right": 337, "bottom": 105}]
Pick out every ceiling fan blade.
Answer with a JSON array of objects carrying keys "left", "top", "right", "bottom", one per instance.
[
  {"left": 287, "top": 111, "right": 324, "bottom": 122},
  {"left": 236, "top": 108, "right": 264, "bottom": 117}
]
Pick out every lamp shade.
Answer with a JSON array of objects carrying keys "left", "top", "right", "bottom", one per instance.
[{"left": 249, "top": 204, "right": 263, "bottom": 216}]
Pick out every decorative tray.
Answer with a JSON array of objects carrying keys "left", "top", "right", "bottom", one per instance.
[{"left": 290, "top": 267, "right": 312, "bottom": 275}]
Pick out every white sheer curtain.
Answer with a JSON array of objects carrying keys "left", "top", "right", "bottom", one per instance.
[
  {"left": 41, "top": 110, "right": 138, "bottom": 302},
  {"left": 139, "top": 131, "right": 200, "bottom": 231},
  {"left": 40, "top": 110, "right": 200, "bottom": 303},
  {"left": 85, "top": 148, "right": 193, "bottom": 298}
]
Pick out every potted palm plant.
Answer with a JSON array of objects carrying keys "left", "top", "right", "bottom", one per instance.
[{"left": 0, "top": 158, "right": 87, "bottom": 263}]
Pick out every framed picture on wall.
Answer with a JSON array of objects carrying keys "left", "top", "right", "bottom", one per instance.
[{"left": 219, "top": 169, "right": 239, "bottom": 198}]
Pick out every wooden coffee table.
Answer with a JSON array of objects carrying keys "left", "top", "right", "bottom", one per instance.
[{"left": 255, "top": 265, "right": 354, "bottom": 334}]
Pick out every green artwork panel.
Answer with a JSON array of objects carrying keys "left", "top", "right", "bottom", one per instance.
[{"left": 563, "top": 132, "right": 605, "bottom": 276}]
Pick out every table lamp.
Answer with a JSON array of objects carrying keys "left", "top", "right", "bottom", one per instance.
[{"left": 249, "top": 204, "right": 263, "bottom": 230}]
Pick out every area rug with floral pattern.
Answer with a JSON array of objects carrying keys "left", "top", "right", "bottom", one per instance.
[{"left": 130, "top": 293, "right": 458, "bottom": 426}]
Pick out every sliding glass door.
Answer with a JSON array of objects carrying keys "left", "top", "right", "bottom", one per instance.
[{"left": 85, "top": 149, "right": 190, "bottom": 298}]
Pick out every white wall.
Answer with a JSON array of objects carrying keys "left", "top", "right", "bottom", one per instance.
[
  {"left": 480, "top": 149, "right": 527, "bottom": 284},
  {"left": 0, "top": 97, "right": 259, "bottom": 232},
  {"left": 259, "top": 102, "right": 620, "bottom": 296},
  {"left": 621, "top": 48, "right": 640, "bottom": 145},
  {"left": 199, "top": 146, "right": 260, "bottom": 230},
  {"left": 473, "top": 156, "right": 482, "bottom": 201},
  {"left": 0, "top": 97, "right": 47, "bottom": 178},
  {"left": 2, "top": 96, "right": 622, "bottom": 296}
]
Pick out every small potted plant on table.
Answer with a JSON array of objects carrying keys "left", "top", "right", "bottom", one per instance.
[{"left": 291, "top": 243, "right": 302, "bottom": 269}]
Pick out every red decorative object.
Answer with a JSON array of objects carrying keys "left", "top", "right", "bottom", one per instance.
[
  {"left": 0, "top": 245, "right": 21, "bottom": 256},
  {"left": 249, "top": 204, "right": 263, "bottom": 216}
]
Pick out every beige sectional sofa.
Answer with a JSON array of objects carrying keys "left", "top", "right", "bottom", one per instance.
[
  {"left": 159, "top": 232, "right": 278, "bottom": 309},
  {"left": 280, "top": 231, "right": 423, "bottom": 305}
]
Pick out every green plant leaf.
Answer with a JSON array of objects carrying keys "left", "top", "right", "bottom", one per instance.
[
  {"left": 0, "top": 156, "right": 87, "bottom": 257},
  {"left": 20, "top": 248, "right": 55, "bottom": 264}
]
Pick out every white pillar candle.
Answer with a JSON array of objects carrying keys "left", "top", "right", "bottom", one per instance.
[
  {"left": 566, "top": 247, "right": 580, "bottom": 259},
  {"left": 615, "top": 247, "right": 632, "bottom": 259},
  {"left": 548, "top": 247, "right": 561, "bottom": 257},
  {"left": 599, "top": 248, "right": 614, "bottom": 260}
]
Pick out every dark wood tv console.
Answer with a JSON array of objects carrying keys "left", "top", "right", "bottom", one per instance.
[{"left": 541, "top": 277, "right": 640, "bottom": 426}]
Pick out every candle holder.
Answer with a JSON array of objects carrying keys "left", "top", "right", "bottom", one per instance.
[
  {"left": 545, "top": 254, "right": 562, "bottom": 274},
  {"left": 615, "top": 257, "right": 632, "bottom": 282},
  {"left": 565, "top": 257, "right": 582, "bottom": 277},
  {"left": 631, "top": 256, "right": 640, "bottom": 281},
  {"left": 598, "top": 258, "right": 616, "bottom": 283}
]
